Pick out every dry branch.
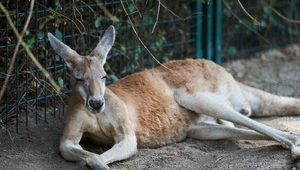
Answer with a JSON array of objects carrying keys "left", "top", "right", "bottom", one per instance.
[
  {"left": 0, "top": 0, "right": 35, "bottom": 103},
  {"left": 261, "top": 0, "right": 300, "bottom": 24},
  {"left": 0, "top": 2, "right": 62, "bottom": 102}
]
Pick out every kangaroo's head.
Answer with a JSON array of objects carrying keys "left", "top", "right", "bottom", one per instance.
[{"left": 48, "top": 26, "right": 115, "bottom": 114}]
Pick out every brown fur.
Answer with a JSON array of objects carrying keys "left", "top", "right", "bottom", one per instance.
[{"left": 108, "top": 70, "right": 200, "bottom": 147}]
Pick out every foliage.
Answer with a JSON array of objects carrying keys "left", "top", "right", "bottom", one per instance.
[{"left": 222, "top": 0, "right": 300, "bottom": 59}]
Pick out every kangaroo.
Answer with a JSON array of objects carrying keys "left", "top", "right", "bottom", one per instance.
[{"left": 48, "top": 26, "right": 300, "bottom": 170}]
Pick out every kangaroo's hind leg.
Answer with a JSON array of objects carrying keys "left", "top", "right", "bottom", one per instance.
[
  {"left": 174, "top": 88, "right": 300, "bottom": 167},
  {"left": 188, "top": 122, "right": 272, "bottom": 141}
]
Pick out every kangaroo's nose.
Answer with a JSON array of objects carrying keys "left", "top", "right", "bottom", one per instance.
[{"left": 88, "top": 99, "right": 104, "bottom": 112}]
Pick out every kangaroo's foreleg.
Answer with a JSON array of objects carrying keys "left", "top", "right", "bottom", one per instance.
[
  {"left": 60, "top": 137, "right": 109, "bottom": 170},
  {"left": 60, "top": 133, "right": 137, "bottom": 170}
]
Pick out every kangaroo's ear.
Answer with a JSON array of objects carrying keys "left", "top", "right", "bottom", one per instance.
[
  {"left": 90, "top": 25, "right": 115, "bottom": 65},
  {"left": 48, "top": 33, "right": 80, "bottom": 69}
]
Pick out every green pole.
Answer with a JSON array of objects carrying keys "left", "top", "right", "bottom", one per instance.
[
  {"left": 194, "top": 1, "right": 203, "bottom": 59},
  {"left": 214, "top": 0, "right": 222, "bottom": 64},
  {"left": 204, "top": 2, "right": 213, "bottom": 61}
]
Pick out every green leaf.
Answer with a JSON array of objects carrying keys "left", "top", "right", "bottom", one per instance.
[
  {"left": 0, "top": 118, "right": 3, "bottom": 124},
  {"left": 120, "top": 45, "right": 126, "bottom": 52},
  {"left": 227, "top": 46, "right": 237, "bottom": 56},
  {"left": 25, "top": 29, "right": 30, "bottom": 36},
  {"left": 55, "top": 55, "right": 60, "bottom": 61},
  {"left": 37, "top": 31, "right": 45, "bottom": 39},
  {"left": 54, "top": 0, "right": 62, "bottom": 10},
  {"left": 55, "top": 29, "right": 63, "bottom": 40},
  {"left": 128, "top": 3, "right": 135, "bottom": 12},
  {"left": 95, "top": 18, "right": 101, "bottom": 28},
  {"left": 288, "top": 28, "right": 299, "bottom": 36},
  {"left": 260, "top": 20, "right": 266, "bottom": 27},
  {"left": 27, "top": 38, "right": 36, "bottom": 48},
  {"left": 48, "top": 15, "right": 55, "bottom": 19},
  {"left": 263, "top": 5, "right": 270, "bottom": 15},
  {"left": 58, "top": 77, "right": 64, "bottom": 87},
  {"left": 136, "top": 47, "right": 141, "bottom": 54},
  {"left": 177, "top": 28, "right": 184, "bottom": 35},
  {"left": 110, "top": 75, "right": 119, "bottom": 82},
  {"left": 236, "top": 72, "right": 244, "bottom": 78}
]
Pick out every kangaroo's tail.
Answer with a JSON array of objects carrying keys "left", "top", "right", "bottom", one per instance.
[{"left": 238, "top": 82, "right": 300, "bottom": 117}]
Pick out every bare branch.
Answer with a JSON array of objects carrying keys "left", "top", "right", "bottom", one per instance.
[
  {"left": 261, "top": 0, "right": 300, "bottom": 24},
  {"left": 237, "top": 0, "right": 261, "bottom": 26},
  {"left": 223, "top": 0, "right": 270, "bottom": 44},
  {"left": 95, "top": 0, "right": 119, "bottom": 22},
  {"left": 0, "top": 2, "right": 62, "bottom": 102},
  {"left": 0, "top": 0, "right": 35, "bottom": 102},
  {"left": 72, "top": 0, "right": 87, "bottom": 32},
  {"left": 152, "top": 0, "right": 161, "bottom": 33},
  {"left": 132, "top": 0, "right": 142, "bottom": 18},
  {"left": 159, "top": 1, "right": 203, "bottom": 21},
  {"left": 120, "top": 0, "right": 173, "bottom": 72}
]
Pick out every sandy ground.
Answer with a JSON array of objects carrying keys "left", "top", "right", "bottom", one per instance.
[{"left": 0, "top": 44, "right": 300, "bottom": 170}]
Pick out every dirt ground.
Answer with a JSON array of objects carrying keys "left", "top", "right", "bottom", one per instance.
[{"left": 0, "top": 44, "right": 300, "bottom": 170}]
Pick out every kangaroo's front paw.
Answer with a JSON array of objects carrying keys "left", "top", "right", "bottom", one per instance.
[
  {"left": 86, "top": 155, "right": 110, "bottom": 170},
  {"left": 74, "top": 164, "right": 109, "bottom": 170}
]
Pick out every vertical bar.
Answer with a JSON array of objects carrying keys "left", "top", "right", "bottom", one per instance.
[
  {"left": 43, "top": 1, "right": 48, "bottom": 122},
  {"left": 193, "top": 1, "right": 203, "bottom": 59},
  {"left": 25, "top": 0, "right": 29, "bottom": 127},
  {"left": 204, "top": 2, "right": 213, "bottom": 61},
  {"left": 62, "top": 0, "right": 66, "bottom": 116},
  {"left": 35, "top": 0, "right": 39, "bottom": 125},
  {"left": 214, "top": 0, "right": 222, "bottom": 64},
  {"left": 88, "top": 0, "right": 91, "bottom": 54},
  {"left": 15, "top": 0, "right": 19, "bottom": 133},
  {"left": 47, "top": 0, "right": 55, "bottom": 118},
  {"left": 5, "top": 1, "right": 9, "bottom": 128},
  {"left": 79, "top": 1, "right": 83, "bottom": 54}
]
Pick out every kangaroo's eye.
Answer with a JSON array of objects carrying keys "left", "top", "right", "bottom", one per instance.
[
  {"left": 101, "top": 76, "right": 107, "bottom": 80},
  {"left": 76, "top": 78, "right": 85, "bottom": 82}
]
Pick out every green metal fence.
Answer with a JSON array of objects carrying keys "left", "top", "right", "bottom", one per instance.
[
  {"left": 0, "top": 0, "right": 219, "bottom": 132},
  {"left": 0, "top": 0, "right": 299, "bottom": 132},
  {"left": 222, "top": 0, "right": 300, "bottom": 59}
]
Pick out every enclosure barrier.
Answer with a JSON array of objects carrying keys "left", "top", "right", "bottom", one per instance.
[{"left": 0, "top": 0, "right": 299, "bottom": 132}]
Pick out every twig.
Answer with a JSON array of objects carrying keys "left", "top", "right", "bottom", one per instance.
[
  {"left": 72, "top": 0, "right": 86, "bottom": 32},
  {"left": 0, "top": 0, "right": 35, "bottom": 102},
  {"left": 120, "top": 0, "right": 172, "bottom": 72},
  {"left": 261, "top": 0, "right": 300, "bottom": 24},
  {"left": 159, "top": 1, "right": 203, "bottom": 21},
  {"left": 6, "top": 128, "right": 13, "bottom": 142},
  {"left": 223, "top": 0, "right": 270, "bottom": 44},
  {"left": 151, "top": 0, "right": 161, "bottom": 33},
  {"left": 0, "top": 2, "right": 62, "bottom": 98},
  {"left": 237, "top": 0, "right": 261, "bottom": 26},
  {"left": 131, "top": 0, "right": 142, "bottom": 18},
  {"left": 25, "top": 71, "right": 67, "bottom": 104},
  {"left": 95, "top": 0, "right": 119, "bottom": 22},
  {"left": 37, "top": 2, "right": 85, "bottom": 35}
]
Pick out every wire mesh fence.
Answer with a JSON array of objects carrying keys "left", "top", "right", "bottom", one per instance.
[
  {"left": 0, "top": 0, "right": 203, "bottom": 132},
  {"left": 222, "top": 0, "right": 300, "bottom": 60},
  {"left": 0, "top": 0, "right": 299, "bottom": 132}
]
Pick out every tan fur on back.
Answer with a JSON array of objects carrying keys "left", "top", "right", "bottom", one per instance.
[
  {"left": 108, "top": 59, "right": 228, "bottom": 147},
  {"left": 155, "top": 59, "right": 226, "bottom": 93}
]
